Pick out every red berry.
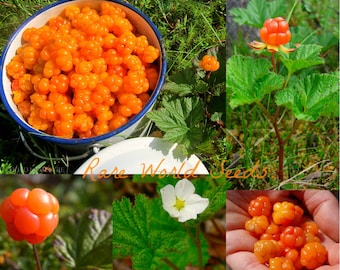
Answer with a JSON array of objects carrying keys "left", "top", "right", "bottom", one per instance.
[
  {"left": 260, "top": 17, "right": 291, "bottom": 46},
  {"left": 14, "top": 207, "right": 40, "bottom": 235},
  {"left": 248, "top": 195, "right": 272, "bottom": 217},
  {"left": 280, "top": 226, "right": 305, "bottom": 248},
  {"left": 0, "top": 188, "right": 60, "bottom": 244},
  {"left": 27, "top": 188, "right": 52, "bottom": 215}
]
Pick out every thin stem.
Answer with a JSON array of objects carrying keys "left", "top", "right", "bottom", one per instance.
[
  {"left": 183, "top": 223, "right": 196, "bottom": 243},
  {"left": 287, "top": 0, "right": 299, "bottom": 23},
  {"left": 271, "top": 51, "right": 277, "bottom": 73},
  {"left": 283, "top": 118, "right": 300, "bottom": 144},
  {"left": 32, "top": 244, "right": 42, "bottom": 270},
  {"left": 161, "top": 258, "right": 181, "bottom": 270},
  {"left": 183, "top": 223, "right": 204, "bottom": 270},
  {"left": 256, "top": 101, "right": 285, "bottom": 181},
  {"left": 256, "top": 101, "right": 273, "bottom": 122},
  {"left": 272, "top": 120, "right": 285, "bottom": 181},
  {"left": 195, "top": 224, "right": 203, "bottom": 270},
  {"left": 283, "top": 70, "right": 293, "bottom": 89}
]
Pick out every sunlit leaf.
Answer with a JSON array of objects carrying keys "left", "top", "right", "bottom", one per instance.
[
  {"left": 112, "top": 194, "right": 209, "bottom": 269},
  {"left": 226, "top": 55, "right": 284, "bottom": 108},
  {"left": 147, "top": 97, "right": 204, "bottom": 154},
  {"left": 275, "top": 73, "right": 339, "bottom": 121},
  {"left": 229, "top": 0, "right": 287, "bottom": 28},
  {"left": 279, "top": 44, "right": 325, "bottom": 75}
]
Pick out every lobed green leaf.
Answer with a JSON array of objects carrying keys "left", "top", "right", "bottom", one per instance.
[
  {"left": 279, "top": 44, "right": 325, "bottom": 75},
  {"left": 147, "top": 97, "right": 204, "bottom": 154},
  {"left": 275, "top": 73, "right": 339, "bottom": 121},
  {"left": 112, "top": 194, "right": 209, "bottom": 269},
  {"left": 226, "top": 55, "right": 284, "bottom": 108},
  {"left": 229, "top": 0, "right": 287, "bottom": 28}
]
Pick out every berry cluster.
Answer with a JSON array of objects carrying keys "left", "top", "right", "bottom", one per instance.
[
  {"left": 0, "top": 188, "right": 59, "bottom": 244},
  {"left": 260, "top": 17, "right": 291, "bottom": 47},
  {"left": 6, "top": 3, "right": 160, "bottom": 138},
  {"left": 199, "top": 55, "right": 220, "bottom": 72},
  {"left": 245, "top": 195, "right": 328, "bottom": 270}
]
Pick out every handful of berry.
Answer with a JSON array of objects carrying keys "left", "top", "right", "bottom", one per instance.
[{"left": 245, "top": 195, "right": 328, "bottom": 269}]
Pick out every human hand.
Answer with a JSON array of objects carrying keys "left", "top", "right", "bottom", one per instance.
[{"left": 226, "top": 190, "right": 339, "bottom": 270}]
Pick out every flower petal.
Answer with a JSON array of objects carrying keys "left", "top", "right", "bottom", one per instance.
[
  {"left": 278, "top": 44, "right": 296, "bottom": 54},
  {"left": 248, "top": 40, "right": 267, "bottom": 51},
  {"left": 175, "top": 179, "right": 195, "bottom": 200},
  {"left": 177, "top": 207, "right": 198, "bottom": 222},
  {"left": 267, "top": 44, "right": 279, "bottom": 52},
  {"left": 186, "top": 194, "right": 209, "bottom": 214},
  {"left": 160, "top": 185, "right": 176, "bottom": 208},
  {"left": 164, "top": 205, "right": 180, "bottom": 219}
]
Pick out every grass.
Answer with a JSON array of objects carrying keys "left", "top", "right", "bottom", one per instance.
[
  {"left": 0, "top": 0, "right": 226, "bottom": 174},
  {"left": 225, "top": 0, "right": 339, "bottom": 189}
]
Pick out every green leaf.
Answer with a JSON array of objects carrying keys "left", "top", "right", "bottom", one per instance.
[
  {"left": 279, "top": 44, "right": 325, "bottom": 75},
  {"left": 162, "top": 81, "right": 194, "bottom": 96},
  {"left": 229, "top": 0, "right": 287, "bottom": 28},
  {"left": 275, "top": 73, "right": 339, "bottom": 121},
  {"left": 112, "top": 194, "right": 209, "bottom": 269},
  {"left": 171, "top": 67, "right": 197, "bottom": 85},
  {"left": 53, "top": 209, "right": 112, "bottom": 269},
  {"left": 147, "top": 97, "right": 204, "bottom": 153},
  {"left": 226, "top": 55, "right": 284, "bottom": 108}
]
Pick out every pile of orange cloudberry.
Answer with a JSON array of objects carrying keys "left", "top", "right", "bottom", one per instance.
[
  {"left": 245, "top": 196, "right": 328, "bottom": 269},
  {"left": 6, "top": 3, "right": 160, "bottom": 138}
]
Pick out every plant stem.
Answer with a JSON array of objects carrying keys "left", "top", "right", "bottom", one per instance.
[
  {"left": 283, "top": 118, "right": 299, "bottom": 144},
  {"left": 183, "top": 223, "right": 204, "bottom": 270},
  {"left": 161, "top": 258, "right": 181, "bottom": 270},
  {"left": 256, "top": 101, "right": 285, "bottom": 181},
  {"left": 272, "top": 120, "right": 285, "bottom": 181},
  {"left": 271, "top": 51, "right": 277, "bottom": 73},
  {"left": 32, "top": 244, "right": 42, "bottom": 270},
  {"left": 195, "top": 224, "right": 203, "bottom": 270}
]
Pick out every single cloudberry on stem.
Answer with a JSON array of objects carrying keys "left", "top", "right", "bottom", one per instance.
[
  {"left": 249, "top": 17, "right": 296, "bottom": 53},
  {"left": 0, "top": 188, "right": 59, "bottom": 244},
  {"left": 199, "top": 55, "right": 220, "bottom": 72}
]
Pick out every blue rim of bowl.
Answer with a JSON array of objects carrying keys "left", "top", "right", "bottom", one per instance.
[{"left": 0, "top": 0, "right": 167, "bottom": 145}]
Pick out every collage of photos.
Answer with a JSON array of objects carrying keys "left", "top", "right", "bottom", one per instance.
[{"left": 0, "top": 0, "right": 338, "bottom": 269}]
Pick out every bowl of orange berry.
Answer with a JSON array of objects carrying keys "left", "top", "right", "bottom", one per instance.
[{"left": 0, "top": 0, "right": 166, "bottom": 153}]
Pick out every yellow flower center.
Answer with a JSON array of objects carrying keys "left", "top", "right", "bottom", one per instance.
[{"left": 174, "top": 198, "right": 185, "bottom": 211}]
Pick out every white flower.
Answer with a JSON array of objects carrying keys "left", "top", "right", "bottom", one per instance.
[{"left": 160, "top": 179, "right": 209, "bottom": 222}]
